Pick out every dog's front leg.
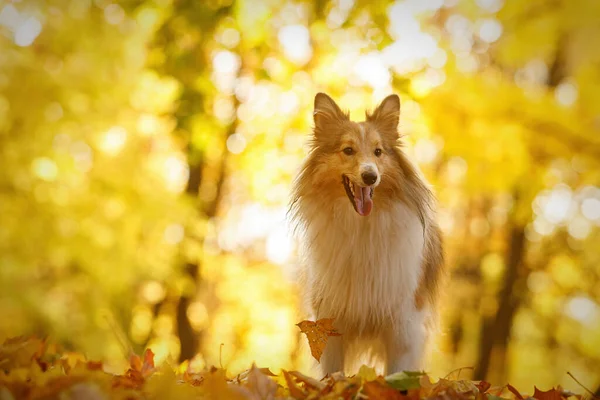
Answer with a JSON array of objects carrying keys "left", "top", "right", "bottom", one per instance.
[
  {"left": 383, "top": 315, "right": 427, "bottom": 374},
  {"left": 319, "top": 334, "right": 344, "bottom": 376}
]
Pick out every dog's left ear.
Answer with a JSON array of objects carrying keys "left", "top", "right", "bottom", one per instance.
[
  {"left": 313, "top": 92, "right": 348, "bottom": 130},
  {"left": 367, "top": 94, "right": 400, "bottom": 136}
]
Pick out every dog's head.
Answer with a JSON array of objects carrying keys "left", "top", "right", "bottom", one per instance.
[{"left": 308, "top": 92, "right": 402, "bottom": 217}]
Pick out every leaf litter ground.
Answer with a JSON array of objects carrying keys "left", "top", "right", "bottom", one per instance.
[{"left": 0, "top": 328, "right": 587, "bottom": 400}]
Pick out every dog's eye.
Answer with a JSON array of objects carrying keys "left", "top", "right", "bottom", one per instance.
[
  {"left": 374, "top": 148, "right": 382, "bottom": 157},
  {"left": 343, "top": 147, "right": 354, "bottom": 155}
]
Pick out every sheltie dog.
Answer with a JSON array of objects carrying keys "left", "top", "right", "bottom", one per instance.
[{"left": 289, "top": 93, "right": 444, "bottom": 376}]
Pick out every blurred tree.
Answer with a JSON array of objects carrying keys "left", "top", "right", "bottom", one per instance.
[
  {"left": 419, "top": 0, "right": 600, "bottom": 385},
  {"left": 142, "top": 0, "right": 236, "bottom": 363},
  {"left": 0, "top": 0, "right": 192, "bottom": 363}
]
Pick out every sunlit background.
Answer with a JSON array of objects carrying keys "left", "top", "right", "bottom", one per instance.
[{"left": 1, "top": 0, "right": 600, "bottom": 391}]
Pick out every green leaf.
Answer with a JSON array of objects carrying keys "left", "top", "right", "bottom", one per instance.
[{"left": 384, "top": 371, "right": 426, "bottom": 390}]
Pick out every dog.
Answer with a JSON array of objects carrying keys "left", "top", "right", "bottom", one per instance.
[{"left": 289, "top": 92, "right": 444, "bottom": 376}]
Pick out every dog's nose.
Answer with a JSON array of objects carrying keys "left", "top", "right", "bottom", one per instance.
[{"left": 361, "top": 171, "right": 378, "bottom": 185}]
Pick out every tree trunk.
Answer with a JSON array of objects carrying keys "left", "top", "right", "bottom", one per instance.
[
  {"left": 177, "top": 160, "right": 203, "bottom": 362},
  {"left": 177, "top": 262, "right": 201, "bottom": 362},
  {"left": 473, "top": 36, "right": 565, "bottom": 381},
  {"left": 473, "top": 217, "right": 526, "bottom": 381}
]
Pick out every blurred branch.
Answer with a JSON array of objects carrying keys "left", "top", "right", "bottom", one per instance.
[{"left": 547, "top": 35, "right": 567, "bottom": 88}]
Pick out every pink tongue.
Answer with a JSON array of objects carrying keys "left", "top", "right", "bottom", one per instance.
[{"left": 354, "top": 186, "right": 373, "bottom": 216}]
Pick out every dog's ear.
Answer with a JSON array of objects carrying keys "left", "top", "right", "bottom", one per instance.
[
  {"left": 366, "top": 94, "right": 400, "bottom": 136},
  {"left": 313, "top": 93, "right": 348, "bottom": 130}
]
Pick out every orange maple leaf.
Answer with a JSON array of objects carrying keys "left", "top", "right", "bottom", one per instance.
[
  {"left": 113, "top": 349, "right": 156, "bottom": 389},
  {"left": 129, "top": 348, "right": 155, "bottom": 378},
  {"left": 533, "top": 387, "right": 564, "bottom": 400},
  {"left": 296, "top": 318, "right": 342, "bottom": 362}
]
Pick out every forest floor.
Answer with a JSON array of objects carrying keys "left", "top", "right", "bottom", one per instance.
[{"left": 0, "top": 334, "right": 589, "bottom": 400}]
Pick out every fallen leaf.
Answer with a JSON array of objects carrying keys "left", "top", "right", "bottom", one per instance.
[
  {"left": 385, "top": 371, "right": 425, "bottom": 391},
  {"left": 203, "top": 368, "right": 247, "bottom": 400},
  {"left": 296, "top": 318, "right": 342, "bottom": 362},
  {"left": 244, "top": 364, "right": 278, "bottom": 400},
  {"left": 477, "top": 381, "right": 492, "bottom": 393},
  {"left": 86, "top": 361, "right": 104, "bottom": 371},
  {"left": 0, "top": 336, "right": 45, "bottom": 369},
  {"left": 331, "top": 379, "right": 361, "bottom": 400},
  {"left": 288, "top": 370, "right": 327, "bottom": 391},
  {"left": 507, "top": 384, "right": 524, "bottom": 400},
  {"left": 282, "top": 369, "right": 307, "bottom": 399},
  {"left": 111, "top": 369, "right": 145, "bottom": 390},
  {"left": 357, "top": 365, "right": 378, "bottom": 382},
  {"left": 489, "top": 385, "right": 507, "bottom": 396},
  {"left": 533, "top": 387, "right": 563, "bottom": 400},
  {"left": 129, "top": 348, "right": 155, "bottom": 378},
  {"left": 155, "top": 363, "right": 205, "bottom": 400},
  {"left": 419, "top": 374, "right": 434, "bottom": 396},
  {"left": 363, "top": 380, "right": 405, "bottom": 400},
  {"left": 258, "top": 368, "right": 277, "bottom": 377},
  {"left": 447, "top": 379, "right": 481, "bottom": 395}
]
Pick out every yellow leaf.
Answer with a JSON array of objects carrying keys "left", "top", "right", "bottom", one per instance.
[
  {"left": 296, "top": 318, "right": 342, "bottom": 362},
  {"left": 357, "top": 365, "right": 378, "bottom": 382}
]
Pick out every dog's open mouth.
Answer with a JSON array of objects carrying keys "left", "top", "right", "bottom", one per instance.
[{"left": 342, "top": 175, "right": 374, "bottom": 217}]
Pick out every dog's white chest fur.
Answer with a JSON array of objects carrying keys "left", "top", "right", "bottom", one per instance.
[
  {"left": 300, "top": 198, "right": 425, "bottom": 331},
  {"left": 297, "top": 198, "right": 429, "bottom": 374}
]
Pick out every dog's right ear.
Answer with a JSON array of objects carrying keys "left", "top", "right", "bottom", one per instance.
[{"left": 313, "top": 93, "right": 348, "bottom": 130}]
